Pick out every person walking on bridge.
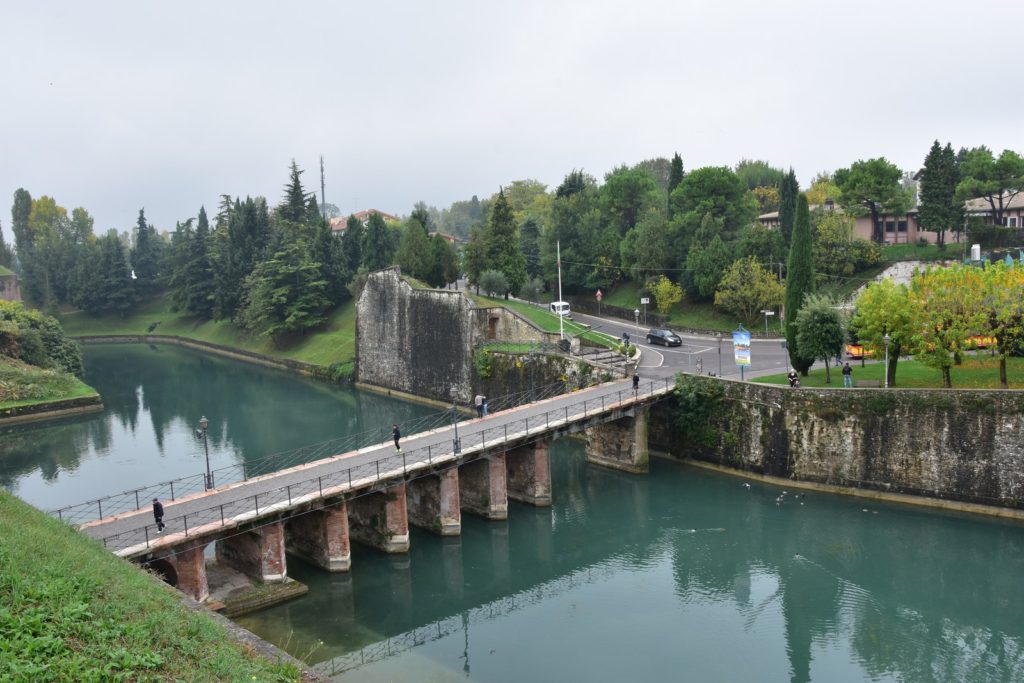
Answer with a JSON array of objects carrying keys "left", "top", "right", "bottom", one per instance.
[
  {"left": 152, "top": 498, "right": 165, "bottom": 533},
  {"left": 633, "top": 373, "right": 640, "bottom": 396},
  {"left": 392, "top": 423, "right": 402, "bottom": 452}
]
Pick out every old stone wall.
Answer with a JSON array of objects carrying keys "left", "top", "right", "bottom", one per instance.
[
  {"left": 651, "top": 377, "right": 1024, "bottom": 509},
  {"left": 357, "top": 268, "right": 476, "bottom": 403}
]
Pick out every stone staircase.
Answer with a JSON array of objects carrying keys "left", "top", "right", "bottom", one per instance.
[{"left": 576, "top": 346, "right": 635, "bottom": 376}]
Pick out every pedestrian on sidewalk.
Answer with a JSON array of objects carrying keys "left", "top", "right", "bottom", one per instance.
[
  {"left": 633, "top": 373, "right": 640, "bottom": 395},
  {"left": 842, "top": 362, "right": 853, "bottom": 388},
  {"left": 482, "top": 397, "right": 489, "bottom": 417},
  {"left": 392, "top": 423, "right": 402, "bottom": 452},
  {"left": 152, "top": 498, "right": 165, "bottom": 533},
  {"left": 475, "top": 394, "right": 485, "bottom": 418}
]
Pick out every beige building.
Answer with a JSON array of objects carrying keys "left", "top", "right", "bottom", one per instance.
[
  {"left": 758, "top": 192, "right": 1024, "bottom": 245},
  {"left": 329, "top": 209, "right": 400, "bottom": 236},
  {"left": 0, "top": 266, "right": 22, "bottom": 302}
]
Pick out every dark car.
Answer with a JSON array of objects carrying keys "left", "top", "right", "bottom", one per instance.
[{"left": 646, "top": 329, "right": 682, "bottom": 346}]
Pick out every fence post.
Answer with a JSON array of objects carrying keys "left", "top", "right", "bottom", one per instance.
[
  {"left": 184, "top": 517, "right": 189, "bottom": 536},
  {"left": 144, "top": 527, "right": 149, "bottom": 548},
  {"left": 255, "top": 495, "right": 259, "bottom": 515},
  {"left": 402, "top": 451, "right": 407, "bottom": 473},
  {"left": 242, "top": 461, "right": 248, "bottom": 480},
  {"left": 98, "top": 500, "right": 103, "bottom": 519},
  {"left": 220, "top": 505, "right": 225, "bottom": 525},
  {"left": 287, "top": 485, "right": 292, "bottom": 505},
  {"left": 428, "top": 444, "right": 432, "bottom": 463},
  {"left": 135, "top": 491, "right": 140, "bottom": 510},
  {"left": 348, "top": 469, "right": 352, "bottom": 488},
  {"left": 170, "top": 481, "right": 175, "bottom": 500},
  {"left": 376, "top": 460, "right": 380, "bottom": 480},
  {"left": 504, "top": 424, "right": 507, "bottom": 442},
  {"left": 318, "top": 477, "right": 323, "bottom": 498}
]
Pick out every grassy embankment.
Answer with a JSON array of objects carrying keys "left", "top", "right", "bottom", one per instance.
[
  {"left": 0, "top": 356, "right": 97, "bottom": 411},
  {"left": 60, "top": 295, "right": 357, "bottom": 376},
  {"left": 471, "top": 294, "right": 617, "bottom": 348},
  {"left": 0, "top": 491, "right": 301, "bottom": 681},
  {"left": 753, "top": 355, "right": 1024, "bottom": 389}
]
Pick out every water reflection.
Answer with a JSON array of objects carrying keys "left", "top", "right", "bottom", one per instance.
[
  {"left": 0, "top": 344, "right": 435, "bottom": 511},
  {"left": 238, "top": 442, "right": 1024, "bottom": 683}
]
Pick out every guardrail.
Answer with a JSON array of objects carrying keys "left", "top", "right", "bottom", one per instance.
[
  {"left": 92, "top": 378, "right": 675, "bottom": 554},
  {"left": 51, "top": 380, "right": 572, "bottom": 526}
]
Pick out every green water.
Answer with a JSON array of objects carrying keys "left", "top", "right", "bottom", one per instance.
[
  {"left": 238, "top": 441, "right": 1024, "bottom": 683},
  {"left": 0, "top": 344, "right": 436, "bottom": 511},
  {"left": 4, "top": 344, "right": 1023, "bottom": 682}
]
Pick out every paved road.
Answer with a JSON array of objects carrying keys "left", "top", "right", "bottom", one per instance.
[{"left": 80, "top": 376, "right": 674, "bottom": 556}]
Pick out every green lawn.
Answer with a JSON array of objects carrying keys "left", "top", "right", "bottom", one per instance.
[
  {"left": 754, "top": 355, "right": 1024, "bottom": 389},
  {"left": 604, "top": 281, "right": 645, "bottom": 309},
  {"left": 0, "top": 357, "right": 98, "bottom": 410},
  {"left": 60, "top": 295, "right": 356, "bottom": 370},
  {"left": 881, "top": 243, "right": 960, "bottom": 263},
  {"left": 0, "top": 491, "right": 301, "bottom": 681}
]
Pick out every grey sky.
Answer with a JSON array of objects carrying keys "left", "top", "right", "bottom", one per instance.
[{"left": 2, "top": 0, "right": 1021, "bottom": 237}]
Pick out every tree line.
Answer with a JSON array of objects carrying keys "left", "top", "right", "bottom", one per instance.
[{"left": 5, "top": 162, "right": 459, "bottom": 342}]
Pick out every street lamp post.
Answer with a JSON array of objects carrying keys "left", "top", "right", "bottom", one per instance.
[
  {"left": 634, "top": 308, "right": 640, "bottom": 333},
  {"left": 716, "top": 333, "right": 722, "bottom": 376},
  {"left": 883, "top": 333, "right": 891, "bottom": 389},
  {"left": 197, "top": 415, "right": 213, "bottom": 490},
  {"left": 449, "top": 386, "right": 461, "bottom": 454}
]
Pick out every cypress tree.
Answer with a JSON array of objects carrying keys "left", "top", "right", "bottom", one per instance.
[
  {"left": 667, "top": 152, "right": 684, "bottom": 218},
  {"left": 185, "top": 207, "right": 216, "bottom": 317},
  {"left": 130, "top": 209, "right": 162, "bottom": 295},
  {"left": 778, "top": 168, "right": 798, "bottom": 246},
  {"left": 361, "top": 212, "right": 395, "bottom": 271},
  {"left": 0, "top": 220, "right": 13, "bottom": 268},
  {"left": 784, "top": 193, "right": 816, "bottom": 375}
]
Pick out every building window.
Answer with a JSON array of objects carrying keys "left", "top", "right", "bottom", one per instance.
[
  {"left": 885, "top": 220, "right": 896, "bottom": 233},
  {"left": 897, "top": 220, "right": 908, "bottom": 233},
  {"left": 1010, "top": 217, "right": 1018, "bottom": 228}
]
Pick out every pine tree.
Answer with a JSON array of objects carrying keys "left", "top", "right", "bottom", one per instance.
[
  {"left": 484, "top": 189, "right": 528, "bottom": 297},
  {"left": 778, "top": 168, "right": 799, "bottom": 246},
  {"left": 918, "top": 141, "right": 963, "bottom": 248},
  {"left": 361, "top": 212, "right": 395, "bottom": 271},
  {"left": 11, "top": 188, "right": 42, "bottom": 303},
  {"left": 396, "top": 218, "right": 432, "bottom": 281},
  {"left": 311, "top": 217, "right": 348, "bottom": 305},
  {"left": 279, "top": 160, "right": 308, "bottom": 224},
  {"left": 519, "top": 218, "right": 541, "bottom": 278},
  {"left": 341, "top": 214, "right": 363, "bottom": 273},
  {"left": 785, "top": 194, "right": 817, "bottom": 374},
  {"left": 241, "top": 239, "right": 330, "bottom": 339},
  {"left": 184, "top": 207, "right": 216, "bottom": 317},
  {"left": 130, "top": 209, "right": 162, "bottom": 295}
]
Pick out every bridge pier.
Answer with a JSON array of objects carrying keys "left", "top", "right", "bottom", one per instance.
[
  {"left": 584, "top": 405, "right": 650, "bottom": 474},
  {"left": 459, "top": 454, "right": 508, "bottom": 520},
  {"left": 173, "top": 544, "right": 209, "bottom": 602},
  {"left": 286, "top": 503, "right": 351, "bottom": 572},
  {"left": 407, "top": 468, "right": 461, "bottom": 535},
  {"left": 216, "top": 520, "right": 288, "bottom": 583},
  {"left": 506, "top": 439, "right": 552, "bottom": 506},
  {"left": 349, "top": 483, "right": 410, "bottom": 553}
]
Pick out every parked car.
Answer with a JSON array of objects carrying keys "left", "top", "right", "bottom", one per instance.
[{"left": 646, "top": 329, "right": 682, "bottom": 346}]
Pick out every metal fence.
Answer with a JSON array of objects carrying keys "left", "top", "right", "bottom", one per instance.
[
  {"left": 51, "top": 380, "right": 572, "bottom": 526},
  {"left": 89, "top": 378, "right": 675, "bottom": 554}
]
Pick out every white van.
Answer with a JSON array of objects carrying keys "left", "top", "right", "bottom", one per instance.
[{"left": 549, "top": 301, "right": 571, "bottom": 317}]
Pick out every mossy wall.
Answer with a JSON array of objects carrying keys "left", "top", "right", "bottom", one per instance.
[{"left": 651, "top": 377, "right": 1024, "bottom": 509}]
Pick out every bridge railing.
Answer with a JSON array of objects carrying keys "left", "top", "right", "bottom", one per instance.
[
  {"left": 93, "top": 377, "right": 675, "bottom": 554},
  {"left": 50, "top": 380, "right": 571, "bottom": 526}
]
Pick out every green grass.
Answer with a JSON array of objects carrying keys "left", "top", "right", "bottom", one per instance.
[
  {"left": 0, "top": 357, "right": 98, "bottom": 409},
  {"left": 753, "top": 355, "right": 1024, "bottom": 389},
  {"left": 0, "top": 491, "right": 301, "bottom": 682},
  {"left": 604, "top": 281, "right": 645, "bottom": 309},
  {"left": 881, "top": 242, "right": 958, "bottom": 263},
  {"left": 472, "top": 295, "right": 617, "bottom": 348},
  {"left": 59, "top": 295, "right": 356, "bottom": 370}
]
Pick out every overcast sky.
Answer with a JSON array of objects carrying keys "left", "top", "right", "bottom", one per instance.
[{"left": 2, "top": 0, "right": 1022, "bottom": 238}]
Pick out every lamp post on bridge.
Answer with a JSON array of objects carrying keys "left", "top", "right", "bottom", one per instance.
[
  {"left": 449, "top": 386, "right": 462, "bottom": 454},
  {"left": 883, "top": 333, "right": 891, "bottom": 389},
  {"left": 196, "top": 416, "right": 213, "bottom": 490}
]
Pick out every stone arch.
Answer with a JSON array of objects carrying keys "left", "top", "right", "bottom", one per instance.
[{"left": 147, "top": 557, "right": 178, "bottom": 587}]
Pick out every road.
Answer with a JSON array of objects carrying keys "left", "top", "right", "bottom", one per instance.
[{"left": 570, "top": 309, "right": 796, "bottom": 380}]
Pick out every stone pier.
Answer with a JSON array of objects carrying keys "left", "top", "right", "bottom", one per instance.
[
  {"left": 216, "top": 521, "right": 288, "bottom": 583},
  {"left": 348, "top": 483, "right": 410, "bottom": 553},
  {"left": 584, "top": 406, "right": 649, "bottom": 474},
  {"left": 406, "top": 468, "right": 461, "bottom": 535},
  {"left": 506, "top": 439, "right": 552, "bottom": 506},
  {"left": 173, "top": 543, "right": 209, "bottom": 602},
  {"left": 286, "top": 503, "right": 351, "bottom": 572},
  {"left": 459, "top": 454, "right": 508, "bottom": 520}
]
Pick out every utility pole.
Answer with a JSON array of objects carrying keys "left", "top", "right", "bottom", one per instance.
[{"left": 319, "top": 155, "right": 327, "bottom": 222}]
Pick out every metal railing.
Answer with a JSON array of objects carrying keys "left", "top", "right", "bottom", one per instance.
[
  {"left": 50, "top": 380, "right": 572, "bottom": 526},
  {"left": 91, "top": 378, "right": 674, "bottom": 554}
]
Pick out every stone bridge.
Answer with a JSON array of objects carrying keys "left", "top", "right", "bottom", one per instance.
[{"left": 72, "top": 377, "right": 674, "bottom": 603}]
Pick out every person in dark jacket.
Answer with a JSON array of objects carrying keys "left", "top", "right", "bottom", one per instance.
[
  {"left": 787, "top": 369, "right": 800, "bottom": 388},
  {"left": 632, "top": 373, "right": 640, "bottom": 395},
  {"left": 392, "top": 423, "right": 401, "bottom": 452},
  {"left": 842, "top": 362, "right": 853, "bottom": 388},
  {"left": 152, "top": 498, "right": 165, "bottom": 533}
]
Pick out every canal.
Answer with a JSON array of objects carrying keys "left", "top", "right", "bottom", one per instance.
[{"left": 3, "top": 344, "right": 1024, "bottom": 682}]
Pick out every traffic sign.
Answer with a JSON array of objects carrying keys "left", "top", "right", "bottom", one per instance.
[
  {"left": 596, "top": 289, "right": 603, "bottom": 301},
  {"left": 640, "top": 297, "right": 650, "bottom": 305}
]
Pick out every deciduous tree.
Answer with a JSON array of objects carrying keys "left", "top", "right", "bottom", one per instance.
[
  {"left": 714, "top": 256, "right": 783, "bottom": 327},
  {"left": 651, "top": 275, "right": 684, "bottom": 315},
  {"left": 794, "top": 294, "right": 845, "bottom": 383},
  {"left": 851, "top": 278, "right": 915, "bottom": 387},
  {"left": 979, "top": 262, "right": 1024, "bottom": 388},
  {"left": 835, "top": 158, "right": 912, "bottom": 243},
  {"left": 908, "top": 265, "right": 985, "bottom": 388}
]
